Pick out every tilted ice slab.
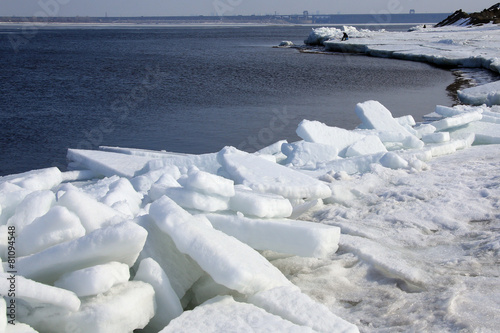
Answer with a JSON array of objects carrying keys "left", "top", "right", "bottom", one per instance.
[
  {"left": 11, "top": 221, "right": 147, "bottom": 284},
  {"left": 229, "top": 185, "right": 293, "bottom": 218},
  {"left": 451, "top": 121, "right": 500, "bottom": 144},
  {"left": 67, "top": 148, "right": 152, "bottom": 178},
  {"left": 296, "top": 120, "right": 367, "bottom": 156},
  {"left": 430, "top": 111, "right": 483, "bottom": 131},
  {"left": 0, "top": 273, "right": 80, "bottom": 311},
  {"left": 134, "top": 258, "right": 183, "bottom": 331},
  {"left": 355, "top": 100, "right": 423, "bottom": 149},
  {"left": 0, "top": 167, "right": 62, "bottom": 191},
  {"left": 161, "top": 296, "right": 314, "bottom": 332},
  {"left": 136, "top": 215, "right": 205, "bottom": 300},
  {"left": 248, "top": 286, "right": 359, "bottom": 333},
  {"left": 20, "top": 281, "right": 155, "bottom": 333},
  {"left": 149, "top": 196, "right": 293, "bottom": 295},
  {"left": 205, "top": 213, "right": 340, "bottom": 258},
  {"left": 218, "top": 146, "right": 331, "bottom": 200},
  {"left": 54, "top": 262, "right": 130, "bottom": 297},
  {"left": 458, "top": 80, "right": 500, "bottom": 106}
]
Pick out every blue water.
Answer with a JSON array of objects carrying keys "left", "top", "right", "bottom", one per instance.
[{"left": 0, "top": 25, "right": 456, "bottom": 176}]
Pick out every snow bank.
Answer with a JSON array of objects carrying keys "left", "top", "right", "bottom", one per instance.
[{"left": 458, "top": 80, "right": 500, "bottom": 106}]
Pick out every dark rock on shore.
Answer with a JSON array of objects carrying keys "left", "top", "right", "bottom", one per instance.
[{"left": 435, "top": 3, "right": 500, "bottom": 27}]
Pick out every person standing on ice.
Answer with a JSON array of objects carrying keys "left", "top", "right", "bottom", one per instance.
[{"left": 341, "top": 32, "right": 349, "bottom": 41}]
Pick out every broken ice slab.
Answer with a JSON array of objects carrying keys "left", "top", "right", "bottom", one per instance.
[
  {"left": 430, "top": 111, "right": 483, "bottom": 131},
  {"left": 0, "top": 167, "right": 63, "bottom": 191},
  {"left": 12, "top": 221, "right": 147, "bottom": 284},
  {"left": 457, "top": 80, "right": 500, "bottom": 106},
  {"left": 296, "top": 120, "right": 367, "bottom": 156},
  {"left": 160, "top": 296, "right": 314, "bottom": 332},
  {"left": 281, "top": 141, "right": 339, "bottom": 167},
  {"left": 218, "top": 147, "right": 332, "bottom": 200},
  {"left": 67, "top": 148, "right": 153, "bottom": 178},
  {"left": 136, "top": 215, "right": 205, "bottom": 300},
  {"left": 229, "top": 186, "right": 293, "bottom": 219},
  {"left": 57, "top": 188, "right": 126, "bottom": 233},
  {"left": 0, "top": 273, "right": 80, "bottom": 311},
  {"left": 134, "top": 258, "right": 183, "bottom": 331},
  {"left": 355, "top": 100, "right": 423, "bottom": 149},
  {"left": 451, "top": 121, "right": 500, "bottom": 144},
  {"left": 19, "top": 281, "right": 155, "bottom": 333},
  {"left": 54, "top": 262, "right": 130, "bottom": 297},
  {"left": 149, "top": 196, "right": 293, "bottom": 295},
  {"left": 205, "top": 213, "right": 340, "bottom": 258},
  {"left": 248, "top": 286, "right": 359, "bottom": 333}
]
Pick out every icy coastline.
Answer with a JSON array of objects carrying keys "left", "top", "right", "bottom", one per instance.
[{"left": 1, "top": 26, "right": 500, "bottom": 332}]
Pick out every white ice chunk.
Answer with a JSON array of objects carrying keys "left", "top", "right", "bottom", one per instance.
[
  {"left": 183, "top": 167, "right": 235, "bottom": 197},
  {"left": 57, "top": 188, "right": 125, "bottom": 233},
  {"left": 345, "top": 135, "right": 387, "bottom": 157},
  {"left": 67, "top": 148, "right": 152, "bottom": 178},
  {"left": 160, "top": 296, "right": 314, "bottom": 332},
  {"left": 355, "top": 101, "right": 420, "bottom": 141},
  {"left": 54, "top": 262, "right": 130, "bottom": 297},
  {"left": 205, "top": 213, "right": 340, "bottom": 258},
  {"left": 134, "top": 258, "right": 183, "bottom": 331},
  {"left": 101, "top": 178, "right": 142, "bottom": 217},
  {"left": 414, "top": 123, "right": 437, "bottom": 138},
  {"left": 379, "top": 152, "right": 409, "bottom": 170},
  {"left": 0, "top": 167, "right": 62, "bottom": 191},
  {"left": 0, "top": 273, "right": 80, "bottom": 311},
  {"left": 431, "top": 111, "right": 483, "bottom": 131},
  {"left": 248, "top": 286, "right": 359, "bottom": 333},
  {"left": 257, "top": 140, "right": 288, "bottom": 156},
  {"left": 435, "top": 105, "right": 467, "bottom": 117},
  {"left": 147, "top": 174, "right": 182, "bottom": 202},
  {"left": 451, "top": 121, "right": 500, "bottom": 144},
  {"left": 6, "top": 190, "right": 55, "bottom": 233},
  {"left": 17, "top": 206, "right": 85, "bottom": 257},
  {"left": 146, "top": 152, "right": 220, "bottom": 175},
  {"left": 0, "top": 183, "right": 31, "bottom": 225},
  {"left": 149, "top": 196, "right": 292, "bottom": 295},
  {"left": 422, "top": 132, "right": 450, "bottom": 143},
  {"left": 131, "top": 165, "right": 181, "bottom": 194},
  {"left": 20, "top": 281, "right": 154, "bottom": 333},
  {"left": 229, "top": 186, "right": 292, "bottom": 218},
  {"left": 281, "top": 141, "right": 339, "bottom": 167},
  {"left": 11, "top": 221, "right": 147, "bottom": 284},
  {"left": 163, "top": 187, "right": 230, "bottom": 212},
  {"left": 136, "top": 215, "right": 205, "bottom": 299},
  {"left": 218, "top": 147, "right": 331, "bottom": 200},
  {"left": 458, "top": 80, "right": 500, "bottom": 106},
  {"left": 396, "top": 115, "right": 416, "bottom": 127},
  {"left": 296, "top": 120, "right": 367, "bottom": 155}
]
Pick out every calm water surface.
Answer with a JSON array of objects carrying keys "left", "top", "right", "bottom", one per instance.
[{"left": 0, "top": 25, "right": 456, "bottom": 175}]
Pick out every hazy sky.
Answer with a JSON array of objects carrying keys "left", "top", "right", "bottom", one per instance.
[{"left": 0, "top": 0, "right": 496, "bottom": 17}]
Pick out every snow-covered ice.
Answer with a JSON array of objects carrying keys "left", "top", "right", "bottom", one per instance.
[{"left": 1, "top": 23, "right": 500, "bottom": 333}]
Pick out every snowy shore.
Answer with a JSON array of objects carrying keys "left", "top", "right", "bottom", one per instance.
[{"left": 1, "top": 25, "right": 500, "bottom": 332}]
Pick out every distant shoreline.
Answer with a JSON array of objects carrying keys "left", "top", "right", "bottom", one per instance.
[{"left": 0, "top": 13, "right": 450, "bottom": 26}]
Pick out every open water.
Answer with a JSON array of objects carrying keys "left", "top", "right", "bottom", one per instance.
[{"left": 0, "top": 25, "right": 456, "bottom": 175}]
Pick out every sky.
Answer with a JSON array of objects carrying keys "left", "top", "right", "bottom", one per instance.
[{"left": 0, "top": 0, "right": 496, "bottom": 17}]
